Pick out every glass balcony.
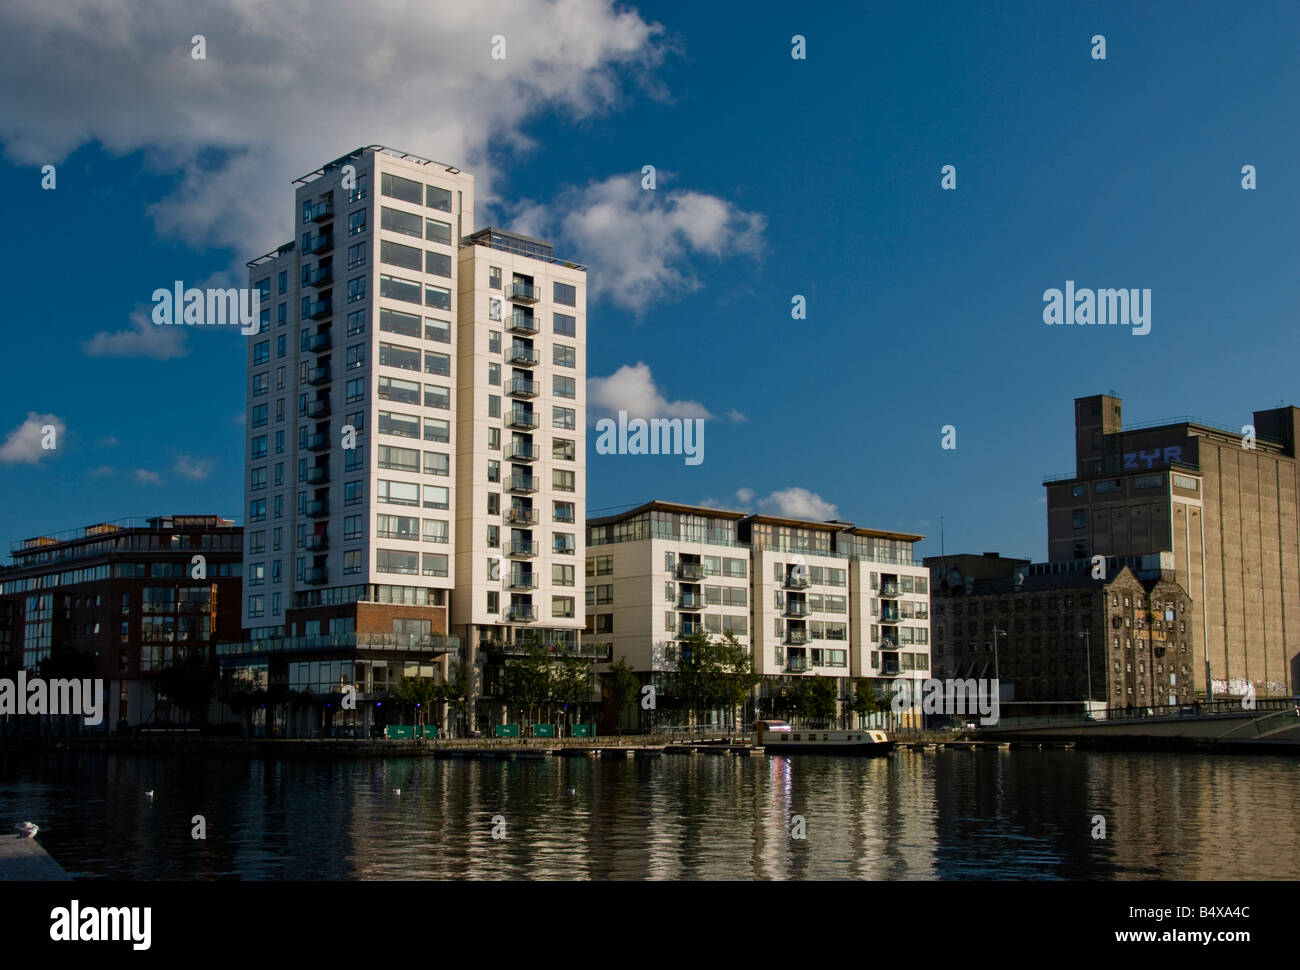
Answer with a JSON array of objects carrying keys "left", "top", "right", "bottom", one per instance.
[
  {"left": 306, "top": 233, "right": 333, "bottom": 254},
  {"left": 678, "top": 594, "right": 704, "bottom": 610},
  {"left": 308, "top": 365, "right": 331, "bottom": 385},
  {"left": 306, "top": 299, "right": 332, "bottom": 320},
  {"left": 786, "top": 657, "right": 809, "bottom": 673},
  {"left": 507, "top": 345, "right": 540, "bottom": 366},
  {"left": 507, "top": 377, "right": 539, "bottom": 398},
  {"left": 784, "top": 572, "right": 810, "bottom": 589},
  {"left": 879, "top": 662, "right": 901, "bottom": 676},
  {"left": 305, "top": 433, "right": 329, "bottom": 452},
  {"left": 785, "top": 628, "right": 809, "bottom": 646},
  {"left": 676, "top": 562, "right": 706, "bottom": 580},
  {"left": 507, "top": 540, "right": 539, "bottom": 558},
  {"left": 305, "top": 398, "right": 330, "bottom": 418},
  {"left": 305, "top": 466, "right": 328, "bottom": 485},
  {"left": 879, "top": 637, "right": 900, "bottom": 650},
  {"left": 880, "top": 608, "right": 902, "bottom": 623},
  {"left": 504, "top": 507, "right": 539, "bottom": 526},
  {"left": 506, "top": 604, "right": 538, "bottom": 623},
  {"left": 504, "top": 442, "right": 539, "bottom": 462},
  {"left": 508, "top": 572, "right": 539, "bottom": 590},
  {"left": 508, "top": 282, "right": 540, "bottom": 303},
  {"left": 508, "top": 309, "right": 539, "bottom": 334},
  {"left": 507, "top": 474, "right": 538, "bottom": 493},
  {"left": 677, "top": 625, "right": 704, "bottom": 639},
  {"left": 507, "top": 408, "right": 539, "bottom": 430},
  {"left": 307, "top": 332, "right": 332, "bottom": 353},
  {"left": 307, "top": 266, "right": 333, "bottom": 288},
  {"left": 879, "top": 583, "right": 900, "bottom": 598},
  {"left": 304, "top": 534, "right": 328, "bottom": 552},
  {"left": 306, "top": 499, "right": 328, "bottom": 518},
  {"left": 783, "top": 601, "right": 808, "bottom": 618},
  {"left": 304, "top": 566, "right": 328, "bottom": 585},
  {"left": 309, "top": 200, "right": 334, "bottom": 222}
]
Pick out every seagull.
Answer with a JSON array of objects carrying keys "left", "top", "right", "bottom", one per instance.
[
  {"left": 14, "top": 822, "right": 38, "bottom": 838},
  {"left": 145, "top": 790, "right": 154, "bottom": 800},
  {"left": 393, "top": 788, "right": 401, "bottom": 795}
]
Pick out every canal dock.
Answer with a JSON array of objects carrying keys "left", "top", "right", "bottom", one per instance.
[{"left": 0, "top": 834, "right": 72, "bottom": 881}]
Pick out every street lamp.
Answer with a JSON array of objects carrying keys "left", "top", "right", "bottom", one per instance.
[
  {"left": 990, "top": 627, "right": 1005, "bottom": 715},
  {"left": 1078, "top": 631, "right": 1093, "bottom": 718}
]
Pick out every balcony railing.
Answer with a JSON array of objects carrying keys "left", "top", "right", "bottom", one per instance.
[
  {"left": 784, "top": 572, "right": 810, "bottom": 589},
  {"left": 306, "top": 499, "right": 328, "bottom": 518},
  {"left": 217, "top": 632, "right": 459, "bottom": 659},
  {"left": 879, "top": 583, "right": 900, "bottom": 598},
  {"left": 507, "top": 540, "right": 540, "bottom": 558},
  {"left": 508, "top": 572, "right": 539, "bottom": 590},
  {"left": 677, "top": 626, "right": 704, "bottom": 639},
  {"left": 305, "top": 433, "right": 329, "bottom": 452},
  {"left": 304, "top": 534, "right": 328, "bottom": 551},
  {"left": 483, "top": 639, "right": 608, "bottom": 660},
  {"left": 676, "top": 562, "right": 706, "bottom": 580},
  {"left": 505, "top": 605, "right": 538, "bottom": 623},
  {"left": 508, "top": 310, "right": 539, "bottom": 334},
  {"left": 504, "top": 442, "right": 539, "bottom": 462},
  {"left": 305, "top": 398, "right": 330, "bottom": 418},
  {"left": 304, "top": 567, "right": 328, "bottom": 585},
  {"left": 678, "top": 595, "right": 704, "bottom": 610},
  {"left": 507, "top": 408, "right": 539, "bottom": 430},
  {"left": 306, "top": 233, "right": 333, "bottom": 254},
  {"left": 308, "top": 365, "right": 331, "bottom": 385},
  {"left": 507, "top": 377, "right": 539, "bottom": 398},
  {"left": 508, "top": 282, "right": 541, "bottom": 303},
  {"left": 306, "top": 299, "right": 332, "bottom": 320},
  {"left": 783, "top": 602, "right": 808, "bottom": 618},
  {"left": 507, "top": 345, "right": 540, "bottom": 366},
  {"left": 305, "top": 466, "right": 328, "bottom": 485},
  {"left": 785, "top": 629, "right": 809, "bottom": 645},
  {"left": 880, "top": 609, "right": 902, "bottom": 623},
  {"left": 309, "top": 200, "right": 334, "bottom": 222},
  {"left": 878, "top": 663, "right": 901, "bottom": 676},
  {"left": 879, "top": 638, "right": 899, "bottom": 650},
  {"left": 786, "top": 658, "right": 809, "bottom": 673},
  {"left": 504, "top": 507, "right": 538, "bottom": 526},
  {"left": 307, "top": 332, "right": 332, "bottom": 353},
  {"left": 507, "top": 474, "right": 538, "bottom": 493},
  {"left": 307, "top": 266, "right": 333, "bottom": 288}
]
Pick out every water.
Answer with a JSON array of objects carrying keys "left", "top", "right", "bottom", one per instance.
[{"left": 1, "top": 748, "right": 1296, "bottom": 880}]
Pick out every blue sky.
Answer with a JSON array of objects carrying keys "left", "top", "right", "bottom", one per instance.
[{"left": 1, "top": 0, "right": 1297, "bottom": 563}]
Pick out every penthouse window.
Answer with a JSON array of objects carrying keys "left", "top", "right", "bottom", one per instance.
[
  {"left": 425, "top": 251, "right": 451, "bottom": 278},
  {"left": 381, "top": 240, "right": 422, "bottom": 272},
  {"left": 381, "top": 173, "right": 423, "bottom": 205},
  {"left": 425, "top": 184, "right": 452, "bottom": 212},
  {"left": 426, "top": 219, "right": 452, "bottom": 245},
  {"left": 554, "top": 313, "right": 576, "bottom": 336},
  {"left": 553, "top": 282, "right": 576, "bottom": 306},
  {"left": 377, "top": 549, "right": 419, "bottom": 575}
]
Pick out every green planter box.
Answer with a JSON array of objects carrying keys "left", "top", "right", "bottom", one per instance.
[
  {"left": 386, "top": 725, "right": 415, "bottom": 739},
  {"left": 532, "top": 724, "right": 555, "bottom": 738},
  {"left": 572, "top": 723, "right": 594, "bottom": 737},
  {"left": 494, "top": 724, "right": 520, "bottom": 738}
]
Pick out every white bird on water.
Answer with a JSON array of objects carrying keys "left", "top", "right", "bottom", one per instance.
[
  {"left": 145, "top": 790, "right": 154, "bottom": 800},
  {"left": 393, "top": 788, "right": 401, "bottom": 795},
  {"left": 14, "top": 822, "right": 38, "bottom": 839}
]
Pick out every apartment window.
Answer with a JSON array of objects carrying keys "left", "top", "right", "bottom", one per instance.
[
  {"left": 488, "top": 297, "right": 503, "bottom": 322},
  {"left": 553, "top": 375, "right": 576, "bottom": 399},
  {"left": 278, "top": 270, "right": 288, "bottom": 294},
  {"left": 487, "top": 591, "right": 499, "bottom": 614},
  {"left": 253, "top": 340, "right": 270, "bottom": 365},
  {"left": 425, "top": 184, "right": 452, "bottom": 211},
  {"left": 251, "top": 435, "right": 268, "bottom": 459},
  {"left": 381, "top": 239, "right": 422, "bottom": 271},
  {"left": 1072, "top": 509, "right": 1087, "bottom": 529},
  {"left": 251, "top": 404, "right": 268, "bottom": 428},
  {"left": 379, "top": 342, "right": 420, "bottom": 371},
  {"left": 251, "top": 467, "right": 267, "bottom": 490},
  {"left": 378, "top": 445, "right": 420, "bottom": 472},
  {"left": 381, "top": 172, "right": 423, "bottom": 205},
  {"left": 487, "top": 427, "right": 499, "bottom": 450},
  {"left": 552, "top": 596, "right": 575, "bottom": 619},
  {"left": 553, "top": 282, "right": 576, "bottom": 306},
  {"left": 249, "top": 531, "right": 266, "bottom": 554},
  {"left": 423, "top": 451, "right": 449, "bottom": 476},
  {"left": 488, "top": 330, "right": 501, "bottom": 354},
  {"left": 348, "top": 208, "right": 366, "bottom": 236},
  {"left": 278, "top": 303, "right": 287, "bottom": 326},
  {"left": 343, "top": 515, "right": 363, "bottom": 540},
  {"left": 553, "top": 406, "right": 576, "bottom": 430},
  {"left": 423, "top": 519, "right": 449, "bottom": 543},
  {"left": 425, "top": 317, "right": 451, "bottom": 344},
  {"left": 377, "top": 479, "right": 419, "bottom": 506},
  {"left": 488, "top": 396, "right": 500, "bottom": 420},
  {"left": 248, "top": 595, "right": 264, "bottom": 618},
  {"left": 276, "top": 334, "right": 287, "bottom": 358},
  {"left": 425, "top": 284, "right": 451, "bottom": 310},
  {"left": 346, "top": 275, "right": 365, "bottom": 304},
  {"left": 343, "top": 550, "right": 362, "bottom": 575},
  {"left": 426, "top": 218, "right": 452, "bottom": 245},
  {"left": 422, "top": 553, "right": 449, "bottom": 577},
  {"left": 423, "top": 485, "right": 450, "bottom": 510},
  {"left": 377, "top": 514, "right": 420, "bottom": 540},
  {"left": 344, "top": 481, "right": 364, "bottom": 505},
  {"left": 378, "top": 549, "right": 419, "bottom": 575},
  {"left": 487, "top": 493, "right": 500, "bottom": 515},
  {"left": 417, "top": 384, "right": 447, "bottom": 410},
  {"left": 549, "top": 438, "right": 575, "bottom": 461},
  {"left": 425, "top": 251, "right": 451, "bottom": 278},
  {"left": 348, "top": 174, "right": 368, "bottom": 203},
  {"left": 553, "top": 533, "right": 575, "bottom": 555},
  {"left": 553, "top": 469, "right": 576, "bottom": 492},
  {"left": 487, "top": 459, "right": 500, "bottom": 483},
  {"left": 381, "top": 205, "right": 422, "bottom": 237},
  {"left": 552, "top": 312, "right": 577, "bottom": 337},
  {"left": 344, "top": 377, "right": 365, "bottom": 404},
  {"left": 594, "top": 555, "right": 613, "bottom": 576},
  {"left": 347, "top": 242, "right": 366, "bottom": 269},
  {"left": 553, "top": 345, "right": 575, "bottom": 368},
  {"left": 554, "top": 501, "right": 575, "bottom": 523},
  {"left": 256, "top": 278, "right": 271, "bottom": 300},
  {"left": 486, "top": 524, "right": 499, "bottom": 548},
  {"left": 424, "top": 351, "right": 451, "bottom": 377},
  {"left": 252, "top": 372, "right": 268, "bottom": 397},
  {"left": 489, "top": 266, "right": 502, "bottom": 289},
  {"left": 424, "top": 418, "right": 451, "bottom": 443},
  {"left": 379, "top": 273, "right": 422, "bottom": 305},
  {"left": 249, "top": 499, "right": 266, "bottom": 522}
]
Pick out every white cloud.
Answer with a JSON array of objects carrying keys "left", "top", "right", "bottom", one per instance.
[
  {"left": 133, "top": 468, "right": 162, "bottom": 485},
  {"left": 726, "top": 409, "right": 748, "bottom": 423},
  {"left": 0, "top": 412, "right": 65, "bottom": 465},
  {"left": 89, "top": 465, "right": 116, "bottom": 477},
  {"left": 0, "top": 0, "right": 667, "bottom": 254},
  {"left": 588, "top": 362, "right": 712, "bottom": 421},
  {"left": 174, "top": 454, "right": 214, "bottom": 480},
  {"left": 83, "top": 309, "right": 188, "bottom": 360},
  {"left": 757, "top": 487, "right": 839, "bottom": 521},
  {"left": 511, "top": 172, "right": 764, "bottom": 312},
  {"left": 735, "top": 487, "right": 755, "bottom": 505}
]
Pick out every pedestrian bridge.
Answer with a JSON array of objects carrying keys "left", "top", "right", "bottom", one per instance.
[{"left": 984, "top": 698, "right": 1300, "bottom": 744}]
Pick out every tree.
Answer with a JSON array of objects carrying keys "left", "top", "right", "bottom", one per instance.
[
  {"left": 443, "top": 659, "right": 472, "bottom": 737},
  {"left": 672, "top": 630, "right": 717, "bottom": 726},
  {"left": 554, "top": 656, "right": 590, "bottom": 733},
  {"left": 151, "top": 648, "right": 218, "bottom": 726},
  {"left": 503, "top": 644, "right": 551, "bottom": 727},
  {"left": 808, "top": 676, "right": 838, "bottom": 727},
  {"left": 395, "top": 675, "right": 443, "bottom": 732},
  {"left": 714, "top": 631, "right": 760, "bottom": 733},
  {"left": 608, "top": 657, "right": 640, "bottom": 736}
]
